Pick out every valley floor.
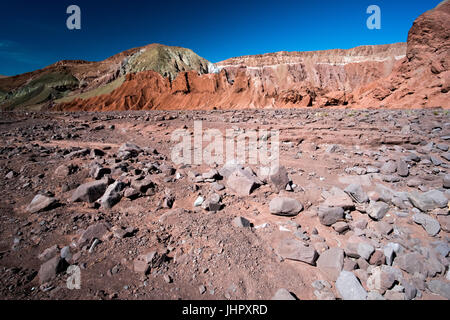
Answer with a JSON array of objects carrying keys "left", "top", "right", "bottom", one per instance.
[{"left": 0, "top": 108, "right": 449, "bottom": 300}]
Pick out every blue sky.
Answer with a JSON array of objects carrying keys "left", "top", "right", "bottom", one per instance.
[{"left": 0, "top": 0, "right": 442, "bottom": 76}]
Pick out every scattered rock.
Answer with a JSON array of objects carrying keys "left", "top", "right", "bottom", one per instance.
[
  {"left": 426, "top": 280, "right": 450, "bottom": 299},
  {"left": 323, "top": 187, "right": 354, "bottom": 209},
  {"left": 71, "top": 178, "right": 109, "bottom": 203},
  {"left": 269, "top": 197, "right": 303, "bottom": 216},
  {"left": 38, "top": 256, "right": 68, "bottom": 284},
  {"left": 26, "top": 194, "right": 57, "bottom": 213},
  {"left": 316, "top": 247, "right": 344, "bottom": 281},
  {"left": 344, "top": 184, "right": 368, "bottom": 203},
  {"left": 232, "top": 217, "right": 251, "bottom": 228},
  {"left": 367, "top": 201, "right": 389, "bottom": 220},
  {"left": 271, "top": 288, "right": 296, "bottom": 300},
  {"left": 336, "top": 271, "right": 367, "bottom": 300},
  {"left": 99, "top": 181, "right": 125, "bottom": 209},
  {"left": 317, "top": 206, "right": 344, "bottom": 226},
  {"left": 276, "top": 238, "right": 319, "bottom": 265},
  {"left": 412, "top": 213, "right": 441, "bottom": 236}
]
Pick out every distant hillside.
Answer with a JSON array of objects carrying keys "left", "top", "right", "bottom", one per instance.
[{"left": 0, "top": 44, "right": 211, "bottom": 110}]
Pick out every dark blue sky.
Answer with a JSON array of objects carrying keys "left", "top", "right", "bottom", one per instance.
[{"left": 0, "top": 0, "right": 442, "bottom": 76}]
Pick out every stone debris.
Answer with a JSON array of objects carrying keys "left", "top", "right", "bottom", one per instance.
[{"left": 269, "top": 197, "right": 303, "bottom": 216}]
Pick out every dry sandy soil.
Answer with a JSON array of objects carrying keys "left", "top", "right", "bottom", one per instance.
[{"left": 0, "top": 108, "right": 449, "bottom": 300}]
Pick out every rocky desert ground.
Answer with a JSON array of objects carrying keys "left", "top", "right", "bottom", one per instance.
[{"left": 0, "top": 108, "right": 449, "bottom": 300}]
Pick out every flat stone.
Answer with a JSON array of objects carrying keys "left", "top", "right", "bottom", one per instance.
[
  {"left": 317, "top": 206, "right": 344, "bottom": 226},
  {"left": 367, "top": 201, "right": 390, "bottom": 220},
  {"left": 336, "top": 271, "right": 367, "bottom": 300},
  {"left": 395, "top": 252, "right": 427, "bottom": 276},
  {"left": 375, "top": 184, "right": 394, "bottom": 204},
  {"left": 78, "top": 222, "right": 110, "bottom": 246},
  {"left": 269, "top": 197, "right": 303, "bottom": 216},
  {"left": 117, "top": 142, "right": 142, "bottom": 159},
  {"left": 38, "top": 245, "right": 59, "bottom": 262},
  {"left": 384, "top": 290, "right": 405, "bottom": 300},
  {"left": 202, "top": 169, "right": 220, "bottom": 180},
  {"left": 382, "top": 175, "right": 400, "bottom": 183},
  {"left": 332, "top": 221, "right": 349, "bottom": 234},
  {"left": 440, "top": 152, "right": 450, "bottom": 161},
  {"left": 381, "top": 161, "right": 397, "bottom": 174},
  {"left": 226, "top": 169, "right": 259, "bottom": 196},
  {"left": 323, "top": 187, "right": 354, "bottom": 209},
  {"left": 131, "top": 176, "right": 155, "bottom": 193},
  {"left": 437, "top": 215, "right": 450, "bottom": 232},
  {"left": 344, "top": 184, "right": 369, "bottom": 203},
  {"left": 409, "top": 190, "right": 448, "bottom": 211},
  {"left": 276, "top": 239, "right": 318, "bottom": 265},
  {"left": 133, "top": 251, "right": 158, "bottom": 275},
  {"left": 316, "top": 247, "right": 344, "bottom": 281},
  {"left": 412, "top": 213, "right": 440, "bottom": 236},
  {"left": 373, "top": 221, "right": 393, "bottom": 236}
]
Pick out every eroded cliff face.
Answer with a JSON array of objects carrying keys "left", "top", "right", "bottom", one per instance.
[
  {"left": 56, "top": 43, "right": 409, "bottom": 111},
  {"left": 217, "top": 43, "right": 406, "bottom": 91},
  {"left": 355, "top": 0, "right": 450, "bottom": 108}
]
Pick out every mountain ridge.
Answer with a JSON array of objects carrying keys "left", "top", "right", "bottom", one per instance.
[{"left": 1, "top": 0, "right": 449, "bottom": 111}]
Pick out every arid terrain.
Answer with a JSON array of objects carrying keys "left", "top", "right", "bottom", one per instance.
[
  {"left": 0, "top": 0, "right": 449, "bottom": 302},
  {"left": 0, "top": 108, "right": 449, "bottom": 300},
  {"left": 1, "top": 1, "right": 448, "bottom": 111}
]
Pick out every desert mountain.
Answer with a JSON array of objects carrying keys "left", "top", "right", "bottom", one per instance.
[
  {"left": 1, "top": 0, "right": 449, "bottom": 111},
  {"left": 0, "top": 44, "right": 211, "bottom": 110}
]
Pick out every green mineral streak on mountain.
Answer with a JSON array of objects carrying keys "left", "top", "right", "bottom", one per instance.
[
  {"left": 0, "top": 44, "right": 211, "bottom": 110},
  {"left": 1, "top": 72, "right": 79, "bottom": 111}
]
